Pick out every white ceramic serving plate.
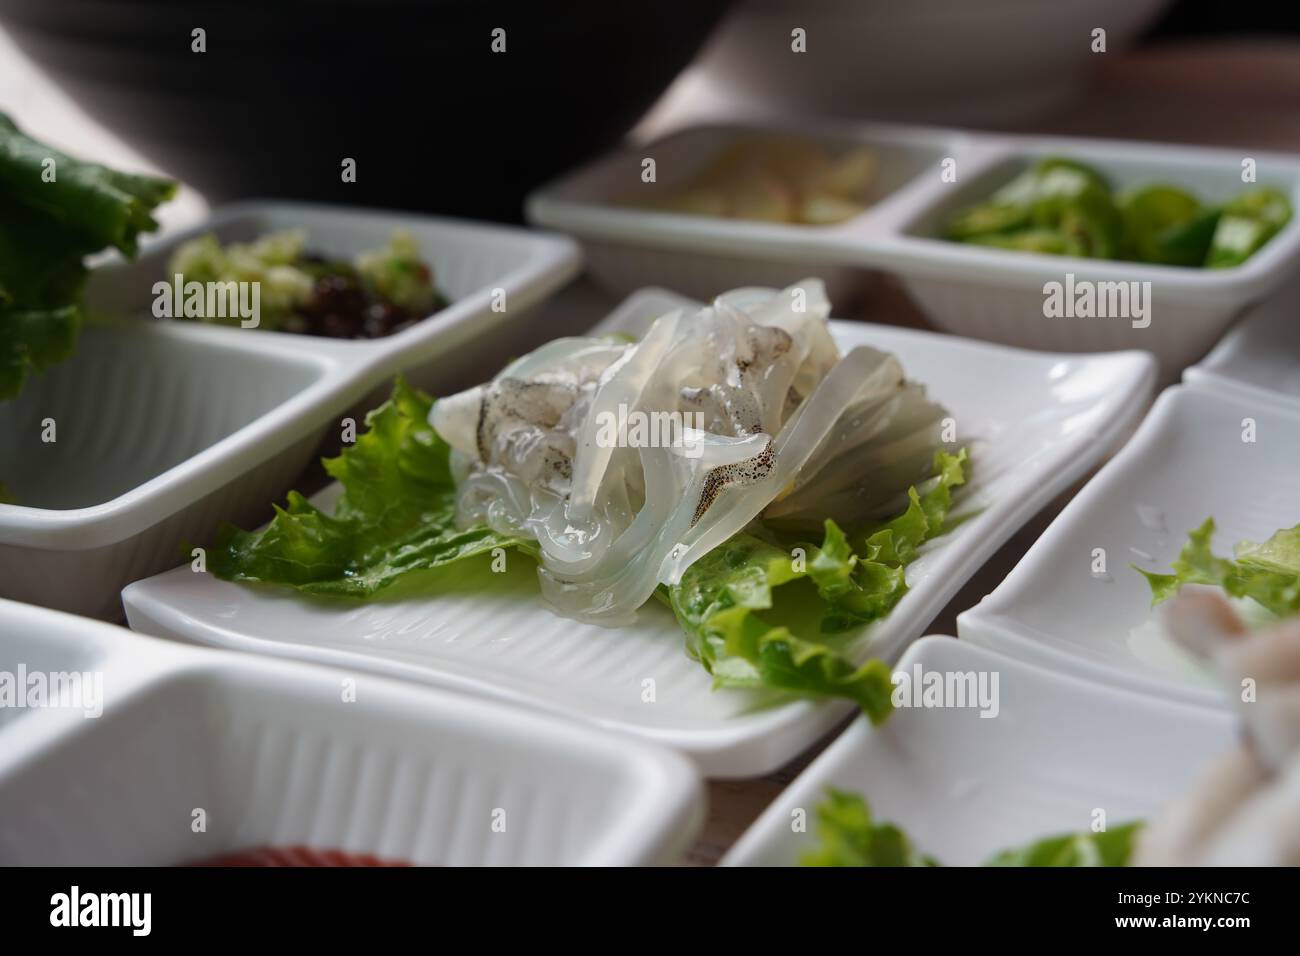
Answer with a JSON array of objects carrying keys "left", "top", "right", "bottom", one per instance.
[
  {"left": 1185, "top": 269, "right": 1300, "bottom": 409},
  {"left": 123, "top": 287, "right": 1155, "bottom": 778},
  {"left": 722, "top": 636, "right": 1235, "bottom": 866},
  {"left": 0, "top": 598, "right": 702, "bottom": 866},
  {"left": 528, "top": 119, "right": 1300, "bottom": 373},
  {"left": 958, "top": 383, "right": 1300, "bottom": 710},
  {"left": 0, "top": 202, "right": 579, "bottom": 621}
]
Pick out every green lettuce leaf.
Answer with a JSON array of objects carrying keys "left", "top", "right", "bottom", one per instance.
[
  {"left": 669, "top": 449, "right": 968, "bottom": 722},
  {"left": 0, "top": 112, "right": 177, "bottom": 256},
  {"left": 209, "top": 379, "right": 520, "bottom": 595},
  {"left": 0, "top": 111, "right": 174, "bottom": 400},
  {"left": 1136, "top": 517, "right": 1300, "bottom": 617},
  {"left": 802, "top": 789, "right": 1141, "bottom": 867},
  {"left": 0, "top": 303, "right": 82, "bottom": 402},
  {"left": 0, "top": 201, "right": 89, "bottom": 400},
  {"left": 801, "top": 788, "right": 938, "bottom": 867},
  {"left": 983, "top": 821, "right": 1144, "bottom": 867}
]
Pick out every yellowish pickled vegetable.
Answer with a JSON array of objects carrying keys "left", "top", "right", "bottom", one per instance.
[{"left": 633, "top": 136, "right": 876, "bottom": 225}]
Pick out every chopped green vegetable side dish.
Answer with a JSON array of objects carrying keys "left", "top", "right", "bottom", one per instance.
[
  {"left": 801, "top": 789, "right": 1143, "bottom": 867},
  {"left": 944, "top": 156, "right": 1292, "bottom": 268},
  {"left": 1136, "top": 518, "right": 1300, "bottom": 617},
  {"left": 166, "top": 229, "right": 444, "bottom": 337}
]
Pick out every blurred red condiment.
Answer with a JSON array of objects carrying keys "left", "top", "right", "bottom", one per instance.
[{"left": 187, "top": 847, "right": 410, "bottom": 867}]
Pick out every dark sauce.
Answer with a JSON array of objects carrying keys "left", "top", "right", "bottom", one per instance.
[{"left": 291, "top": 254, "right": 439, "bottom": 340}]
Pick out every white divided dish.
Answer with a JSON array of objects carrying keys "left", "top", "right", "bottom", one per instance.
[
  {"left": 529, "top": 119, "right": 1300, "bottom": 373},
  {"left": 958, "top": 384, "right": 1300, "bottom": 709},
  {"left": 722, "top": 637, "right": 1236, "bottom": 866},
  {"left": 123, "top": 288, "right": 1156, "bottom": 778},
  {"left": 0, "top": 599, "right": 702, "bottom": 866},
  {"left": 1186, "top": 270, "right": 1300, "bottom": 409},
  {"left": 0, "top": 202, "right": 579, "bottom": 621},
  {"left": 529, "top": 121, "right": 959, "bottom": 305}
]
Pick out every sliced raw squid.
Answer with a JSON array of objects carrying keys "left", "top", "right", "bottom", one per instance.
[
  {"left": 1136, "top": 590, "right": 1300, "bottom": 865},
  {"left": 431, "top": 279, "right": 950, "bottom": 625}
]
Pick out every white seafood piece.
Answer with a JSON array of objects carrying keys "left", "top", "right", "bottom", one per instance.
[
  {"left": 430, "top": 279, "right": 948, "bottom": 624},
  {"left": 1162, "top": 589, "right": 1300, "bottom": 769},
  {"left": 1138, "top": 591, "right": 1300, "bottom": 865}
]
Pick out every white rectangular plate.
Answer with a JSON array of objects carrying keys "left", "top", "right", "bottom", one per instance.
[
  {"left": 1186, "top": 271, "right": 1300, "bottom": 410},
  {"left": 530, "top": 119, "right": 1300, "bottom": 372},
  {"left": 0, "top": 598, "right": 702, "bottom": 866},
  {"left": 723, "top": 637, "right": 1235, "bottom": 866},
  {"left": 959, "top": 383, "right": 1300, "bottom": 709},
  {"left": 123, "top": 289, "right": 1155, "bottom": 778}
]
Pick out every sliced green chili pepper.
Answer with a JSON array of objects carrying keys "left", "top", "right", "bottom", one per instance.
[
  {"left": 1205, "top": 188, "right": 1292, "bottom": 268},
  {"left": 942, "top": 156, "right": 1292, "bottom": 269},
  {"left": 968, "top": 228, "right": 1087, "bottom": 256}
]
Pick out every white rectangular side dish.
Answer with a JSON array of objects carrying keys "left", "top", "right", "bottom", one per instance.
[
  {"left": 123, "top": 288, "right": 1155, "bottom": 778},
  {"left": 528, "top": 119, "right": 1300, "bottom": 372},
  {"left": 722, "top": 637, "right": 1235, "bottom": 867},
  {"left": 0, "top": 202, "right": 579, "bottom": 621},
  {"left": 958, "top": 383, "right": 1300, "bottom": 709},
  {"left": 0, "top": 598, "right": 702, "bottom": 866},
  {"left": 530, "top": 122, "right": 961, "bottom": 305},
  {"left": 1185, "top": 270, "right": 1300, "bottom": 409}
]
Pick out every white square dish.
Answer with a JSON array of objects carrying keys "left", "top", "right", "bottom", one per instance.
[
  {"left": 0, "top": 598, "right": 702, "bottom": 866},
  {"left": 958, "top": 384, "right": 1300, "bottom": 709},
  {"left": 122, "top": 288, "right": 1155, "bottom": 778},
  {"left": 722, "top": 637, "right": 1235, "bottom": 866},
  {"left": 0, "top": 202, "right": 579, "bottom": 621}
]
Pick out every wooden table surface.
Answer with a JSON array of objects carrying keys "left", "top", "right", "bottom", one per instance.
[{"left": 5, "top": 31, "right": 1298, "bottom": 866}]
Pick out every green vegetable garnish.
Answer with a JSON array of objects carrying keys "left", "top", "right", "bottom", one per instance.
[
  {"left": 983, "top": 821, "right": 1144, "bottom": 867},
  {"left": 943, "top": 155, "right": 1291, "bottom": 268},
  {"left": 355, "top": 230, "right": 441, "bottom": 315},
  {"left": 800, "top": 788, "right": 938, "bottom": 867},
  {"left": 1136, "top": 518, "right": 1300, "bottom": 617},
  {"left": 0, "top": 112, "right": 175, "bottom": 400},
  {"left": 801, "top": 789, "right": 1142, "bottom": 867},
  {"left": 668, "top": 449, "right": 967, "bottom": 722},
  {"left": 209, "top": 378, "right": 520, "bottom": 595}
]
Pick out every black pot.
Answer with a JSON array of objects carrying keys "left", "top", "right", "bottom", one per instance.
[{"left": 0, "top": 0, "right": 730, "bottom": 221}]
